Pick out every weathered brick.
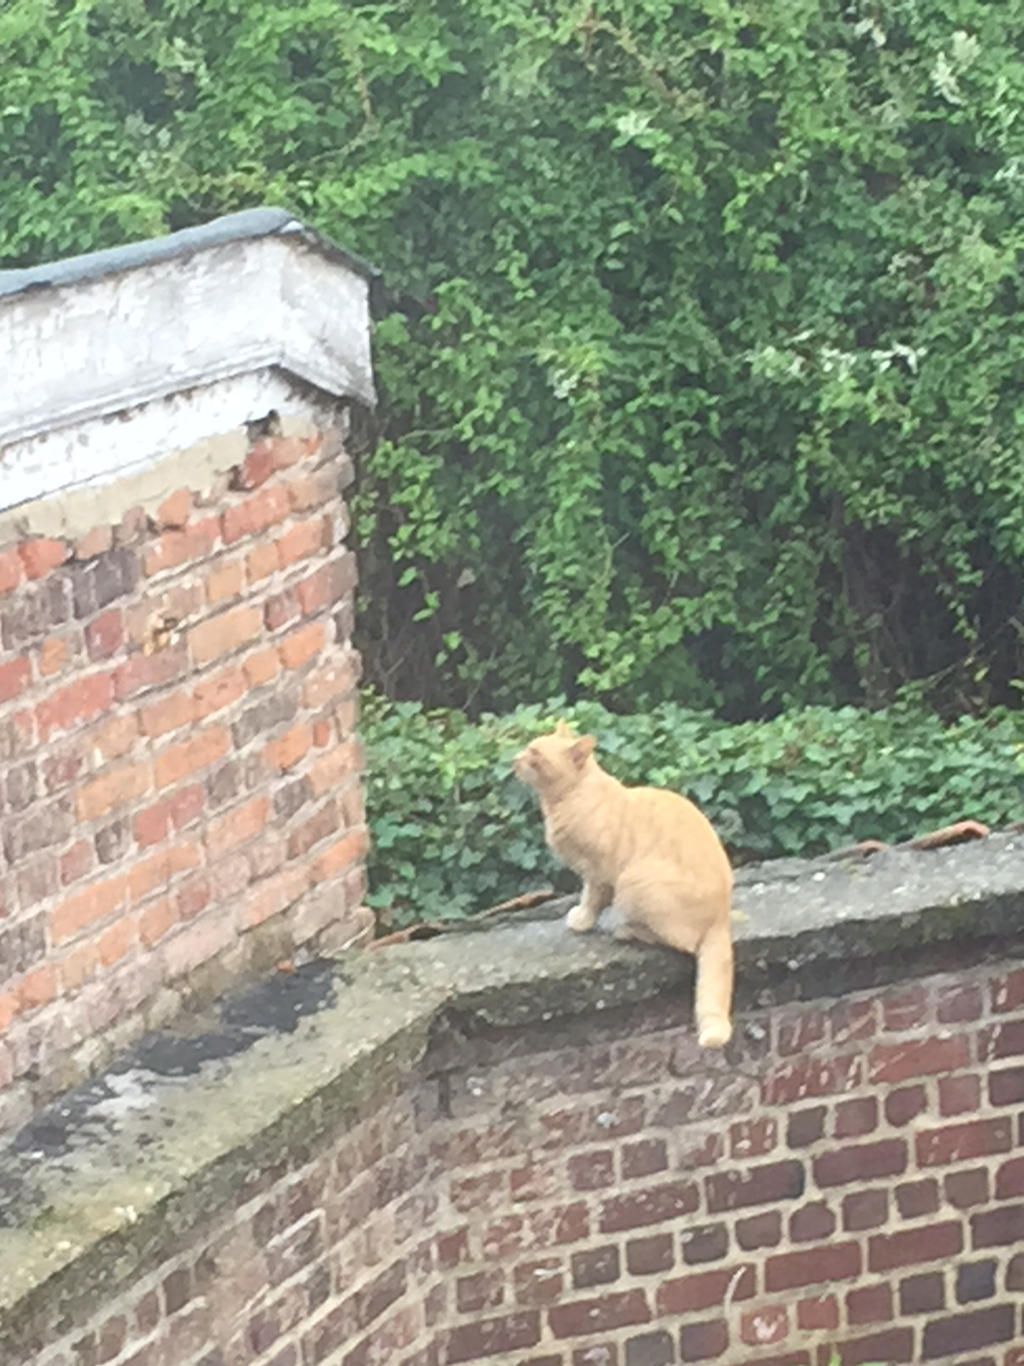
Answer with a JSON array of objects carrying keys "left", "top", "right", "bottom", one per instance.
[
  {"left": 265, "top": 587, "right": 299, "bottom": 632},
  {"left": 205, "top": 560, "right": 245, "bottom": 606},
  {"left": 237, "top": 441, "right": 275, "bottom": 490},
  {"left": 18, "top": 538, "right": 68, "bottom": 579},
  {"left": 885, "top": 1084, "right": 927, "bottom": 1126},
  {"left": 625, "top": 1331, "right": 674, "bottom": 1366},
  {"left": 276, "top": 516, "right": 331, "bottom": 568},
  {"left": 729, "top": 1117, "right": 777, "bottom": 1158},
  {"left": 113, "top": 645, "right": 189, "bottom": 700},
  {"left": 622, "top": 1138, "right": 668, "bottom": 1178},
  {"left": 445, "top": 1311, "right": 541, "bottom": 1363},
  {"left": 549, "top": 1290, "right": 650, "bottom": 1337},
  {"left": 155, "top": 727, "right": 230, "bottom": 789},
  {"left": 598, "top": 1179, "right": 698, "bottom": 1233},
  {"left": 4, "top": 795, "right": 74, "bottom": 862},
  {"left": 915, "top": 1117, "right": 1013, "bottom": 1167},
  {"left": 678, "top": 1319, "right": 728, "bottom": 1363},
  {"left": 205, "top": 797, "right": 270, "bottom": 858},
  {"left": 762, "top": 1055, "right": 861, "bottom": 1106},
  {"left": 989, "top": 1065, "right": 1024, "bottom": 1106},
  {"left": 731, "top": 1218, "right": 780, "bottom": 1251},
  {"left": 68, "top": 547, "right": 139, "bottom": 618},
  {"left": 514, "top": 1258, "right": 563, "bottom": 1306},
  {"left": 937, "top": 983, "right": 983, "bottom": 1023},
  {"left": 789, "top": 1203, "right": 834, "bottom": 1243},
  {"left": 76, "top": 762, "right": 151, "bottom": 822},
  {"left": 834, "top": 1096, "right": 878, "bottom": 1138},
  {"left": 189, "top": 604, "right": 263, "bottom": 666},
  {"left": 657, "top": 1265, "right": 755, "bottom": 1314},
  {"left": 813, "top": 1139, "right": 906, "bottom": 1187},
  {"left": 233, "top": 691, "right": 299, "bottom": 750},
  {"left": 971, "top": 1202, "right": 1024, "bottom": 1247},
  {"left": 895, "top": 1178, "right": 939, "bottom": 1219},
  {"left": 312, "top": 828, "right": 367, "bottom": 882},
  {"left": 786, "top": 1107, "right": 825, "bottom": 1148},
  {"left": 84, "top": 609, "right": 124, "bottom": 661},
  {"left": 922, "top": 1306, "right": 1015, "bottom": 1359},
  {"left": 222, "top": 485, "right": 291, "bottom": 544},
  {"left": 143, "top": 518, "right": 219, "bottom": 576},
  {"left": 899, "top": 1271, "right": 944, "bottom": 1314},
  {"left": 1, "top": 575, "right": 71, "bottom": 647},
  {"left": 37, "top": 671, "right": 114, "bottom": 741},
  {"left": 946, "top": 1168, "right": 990, "bottom": 1209},
  {"left": 456, "top": 1269, "right": 504, "bottom": 1313},
  {"left": 571, "top": 1246, "right": 619, "bottom": 1289},
  {"left": 140, "top": 689, "right": 196, "bottom": 739},
  {"left": 308, "top": 739, "right": 362, "bottom": 797},
  {"left": 938, "top": 1073, "right": 981, "bottom": 1115},
  {"left": 0, "top": 548, "right": 24, "bottom": 595},
  {"left": 279, "top": 620, "right": 326, "bottom": 670},
  {"left": 797, "top": 1295, "right": 838, "bottom": 1332},
  {"left": 869, "top": 1035, "right": 969, "bottom": 1083},
  {"left": 868, "top": 1220, "right": 962, "bottom": 1271},
  {"left": 881, "top": 983, "right": 928, "bottom": 1031},
  {"left": 0, "top": 656, "right": 30, "bottom": 705},
  {"left": 155, "top": 489, "right": 193, "bottom": 530},
  {"left": 705, "top": 1160, "right": 803, "bottom": 1213},
  {"left": 629, "top": 1234, "right": 676, "bottom": 1275},
  {"left": 846, "top": 1282, "right": 892, "bottom": 1324},
  {"left": 765, "top": 1242, "right": 860, "bottom": 1291},
  {"left": 265, "top": 722, "right": 313, "bottom": 773},
  {"left": 51, "top": 874, "right": 126, "bottom": 943},
  {"left": 978, "top": 1018, "right": 1024, "bottom": 1061}
]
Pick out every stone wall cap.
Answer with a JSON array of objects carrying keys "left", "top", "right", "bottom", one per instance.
[{"left": 0, "top": 207, "right": 379, "bottom": 299}]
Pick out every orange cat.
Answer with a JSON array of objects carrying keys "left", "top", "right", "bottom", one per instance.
[{"left": 514, "top": 722, "right": 734, "bottom": 1048}]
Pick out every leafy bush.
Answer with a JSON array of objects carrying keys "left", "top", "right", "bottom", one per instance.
[
  {"left": 4, "top": 1, "right": 1024, "bottom": 716},
  {"left": 361, "top": 692, "right": 1024, "bottom": 926}
]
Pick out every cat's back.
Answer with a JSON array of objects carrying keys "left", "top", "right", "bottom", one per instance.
[{"left": 624, "top": 783, "right": 731, "bottom": 876}]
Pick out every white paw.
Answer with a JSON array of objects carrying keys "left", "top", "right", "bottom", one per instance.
[
  {"left": 698, "top": 1019, "right": 733, "bottom": 1050},
  {"left": 565, "top": 903, "right": 594, "bottom": 933}
]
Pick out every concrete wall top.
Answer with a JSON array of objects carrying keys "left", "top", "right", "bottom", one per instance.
[{"left": 0, "top": 208, "right": 377, "bottom": 516}]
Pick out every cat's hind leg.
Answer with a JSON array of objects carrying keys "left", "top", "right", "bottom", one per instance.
[
  {"left": 693, "top": 919, "right": 733, "bottom": 1049},
  {"left": 566, "top": 879, "right": 613, "bottom": 932}
]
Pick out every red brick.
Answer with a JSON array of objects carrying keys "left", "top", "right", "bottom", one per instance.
[
  {"left": 17, "top": 963, "right": 57, "bottom": 1011},
  {"left": 705, "top": 1161, "right": 804, "bottom": 1213},
  {"left": 939, "top": 1073, "right": 982, "bottom": 1115},
  {"left": 74, "top": 526, "right": 113, "bottom": 560},
  {"left": 98, "top": 916, "right": 138, "bottom": 967},
  {"left": 991, "top": 968, "right": 1024, "bottom": 1013},
  {"left": 243, "top": 646, "right": 280, "bottom": 688},
  {"left": 762, "top": 1054, "right": 862, "bottom": 1105},
  {"left": 155, "top": 727, "right": 230, "bottom": 789},
  {"left": 113, "top": 645, "right": 189, "bottom": 700},
  {"left": 628, "top": 1235, "right": 675, "bottom": 1276},
  {"left": 313, "top": 718, "right": 332, "bottom": 747},
  {"left": 140, "top": 689, "right": 196, "bottom": 739},
  {"left": 995, "top": 1156, "right": 1024, "bottom": 1198},
  {"left": 245, "top": 542, "right": 279, "bottom": 583},
  {"left": 59, "top": 942, "right": 99, "bottom": 992},
  {"left": 938, "top": 983, "right": 983, "bottom": 1023},
  {"left": 279, "top": 621, "right": 326, "bottom": 671},
  {"left": 600, "top": 1181, "right": 699, "bottom": 1233},
  {"left": 192, "top": 666, "right": 246, "bottom": 720},
  {"left": 796, "top": 1296, "right": 838, "bottom": 1332},
  {"left": 308, "top": 739, "right": 361, "bottom": 797},
  {"left": 622, "top": 1138, "right": 668, "bottom": 1179},
  {"left": 0, "top": 548, "right": 24, "bottom": 595},
  {"left": 881, "top": 984, "right": 929, "bottom": 1031},
  {"left": 312, "top": 828, "right": 368, "bottom": 883},
  {"left": 205, "top": 560, "right": 245, "bottom": 606},
  {"left": 221, "top": 485, "right": 291, "bottom": 544},
  {"left": 155, "top": 489, "right": 192, "bottom": 529},
  {"left": 456, "top": 1269, "right": 504, "bottom": 1313},
  {"left": 730, "top": 1118, "right": 777, "bottom": 1158},
  {"left": 846, "top": 1282, "right": 892, "bottom": 1325},
  {"left": 946, "top": 1168, "right": 990, "bottom": 1209},
  {"left": 549, "top": 1291, "right": 650, "bottom": 1338},
  {"left": 899, "top": 1271, "right": 944, "bottom": 1314},
  {"left": 60, "top": 840, "right": 94, "bottom": 886},
  {"left": 777, "top": 1010, "right": 826, "bottom": 1055},
  {"left": 265, "top": 722, "right": 313, "bottom": 773},
  {"left": 679, "top": 1320, "right": 728, "bottom": 1363},
  {"left": 740, "top": 1305, "right": 788, "bottom": 1347},
  {"left": 37, "top": 671, "right": 114, "bottom": 740},
  {"left": 979, "top": 1018, "right": 1024, "bottom": 1061},
  {"left": 84, "top": 609, "right": 124, "bottom": 661},
  {"left": 834, "top": 1096, "right": 878, "bottom": 1138},
  {"left": 206, "top": 797, "right": 270, "bottom": 857},
  {"left": 237, "top": 442, "right": 274, "bottom": 490},
  {"left": 895, "top": 1178, "right": 939, "bottom": 1219},
  {"left": 787, "top": 1108, "right": 825, "bottom": 1147},
  {"left": 139, "top": 897, "right": 177, "bottom": 947},
  {"left": 128, "top": 842, "right": 200, "bottom": 902},
  {"left": 19, "top": 538, "right": 68, "bottom": 578},
  {"left": 37, "top": 635, "right": 69, "bottom": 676},
  {"left": 444, "top": 1311, "right": 541, "bottom": 1364},
  {"left": 0, "top": 657, "right": 30, "bottom": 704},
  {"left": 922, "top": 1306, "right": 1015, "bottom": 1359},
  {"left": 885, "top": 1084, "right": 927, "bottom": 1126},
  {"left": 737, "top": 1210, "right": 782, "bottom": 1249},
  {"left": 970, "top": 1203, "right": 1024, "bottom": 1247},
  {"left": 188, "top": 605, "right": 262, "bottom": 666},
  {"left": 143, "top": 518, "right": 218, "bottom": 575},
  {"left": 301, "top": 652, "right": 361, "bottom": 709},
  {"left": 264, "top": 587, "right": 299, "bottom": 632},
  {"left": 76, "top": 762, "right": 151, "bottom": 821},
  {"left": 657, "top": 1266, "right": 755, "bottom": 1314},
  {"left": 176, "top": 873, "right": 210, "bottom": 922},
  {"left": 830, "top": 1329, "right": 914, "bottom": 1366},
  {"left": 813, "top": 1139, "right": 906, "bottom": 1187},
  {"left": 91, "top": 714, "right": 140, "bottom": 760},
  {"left": 868, "top": 1220, "right": 962, "bottom": 1271},
  {"left": 295, "top": 560, "right": 345, "bottom": 616},
  {"left": 273, "top": 434, "right": 317, "bottom": 470},
  {"left": 869, "top": 1035, "right": 969, "bottom": 1083},
  {"left": 989, "top": 1066, "right": 1024, "bottom": 1107},
  {"left": 244, "top": 865, "right": 309, "bottom": 928},
  {"left": 51, "top": 874, "right": 127, "bottom": 943},
  {"left": 764, "top": 1242, "right": 860, "bottom": 1292},
  {"left": 915, "top": 1118, "right": 1013, "bottom": 1167},
  {"left": 517, "top": 1257, "right": 565, "bottom": 1303},
  {"left": 789, "top": 1203, "right": 834, "bottom": 1244},
  {"left": 276, "top": 517, "right": 330, "bottom": 569}
]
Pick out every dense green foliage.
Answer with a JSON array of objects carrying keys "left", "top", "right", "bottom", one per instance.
[
  {"left": 4, "top": 1, "right": 1024, "bottom": 716},
  {"left": 362, "top": 692, "right": 1024, "bottom": 925}
]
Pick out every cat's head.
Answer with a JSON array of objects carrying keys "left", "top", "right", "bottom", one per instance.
[{"left": 513, "top": 720, "right": 596, "bottom": 798}]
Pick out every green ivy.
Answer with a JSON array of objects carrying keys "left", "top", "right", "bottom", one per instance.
[
  {"left": 361, "top": 691, "right": 1024, "bottom": 927},
  {"left": 4, "top": 2, "right": 1024, "bottom": 715}
]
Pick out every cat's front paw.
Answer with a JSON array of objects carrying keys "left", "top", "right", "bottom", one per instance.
[
  {"left": 565, "top": 903, "right": 596, "bottom": 933},
  {"left": 698, "top": 1018, "right": 733, "bottom": 1050}
]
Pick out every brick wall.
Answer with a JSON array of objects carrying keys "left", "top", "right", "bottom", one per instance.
[
  {"left": 9, "top": 956, "right": 1024, "bottom": 1366},
  {"left": 0, "top": 424, "right": 368, "bottom": 1126}
]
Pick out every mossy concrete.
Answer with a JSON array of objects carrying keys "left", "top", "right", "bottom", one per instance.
[{"left": 2, "top": 832, "right": 1024, "bottom": 1350}]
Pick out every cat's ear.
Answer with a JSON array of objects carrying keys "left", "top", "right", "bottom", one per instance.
[{"left": 569, "top": 734, "right": 596, "bottom": 767}]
